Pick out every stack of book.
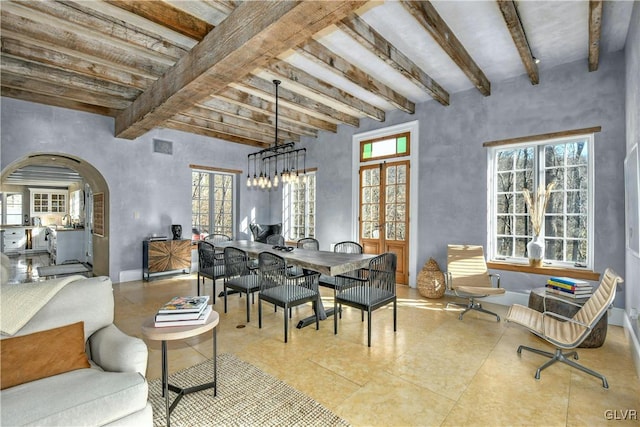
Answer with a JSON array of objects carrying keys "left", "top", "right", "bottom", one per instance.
[
  {"left": 545, "top": 277, "right": 593, "bottom": 299},
  {"left": 154, "top": 296, "right": 212, "bottom": 327}
]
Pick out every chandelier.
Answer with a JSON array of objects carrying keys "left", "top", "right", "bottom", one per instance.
[{"left": 246, "top": 80, "right": 307, "bottom": 189}]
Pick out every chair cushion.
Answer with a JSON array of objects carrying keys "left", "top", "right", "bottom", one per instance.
[
  {"left": 226, "top": 275, "right": 260, "bottom": 292},
  {"left": 337, "top": 286, "right": 394, "bottom": 306},
  {"left": 0, "top": 366, "right": 148, "bottom": 426},
  {"left": 1, "top": 321, "right": 90, "bottom": 390},
  {"left": 455, "top": 286, "right": 505, "bottom": 296},
  {"left": 260, "top": 285, "right": 316, "bottom": 304}
]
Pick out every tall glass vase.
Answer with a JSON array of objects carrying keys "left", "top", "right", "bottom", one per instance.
[{"left": 527, "top": 235, "right": 544, "bottom": 267}]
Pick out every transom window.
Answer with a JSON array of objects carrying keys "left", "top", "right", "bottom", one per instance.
[
  {"left": 192, "top": 170, "right": 235, "bottom": 238},
  {"left": 360, "top": 132, "right": 409, "bottom": 162},
  {"left": 283, "top": 172, "right": 316, "bottom": 240},
  {"left": 488, "top": 133, "right": 594, "bottom": 268}
]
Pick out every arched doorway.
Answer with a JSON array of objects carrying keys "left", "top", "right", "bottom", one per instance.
[{"left": 1, "top": 153, "right": 110, "bottom": 277}]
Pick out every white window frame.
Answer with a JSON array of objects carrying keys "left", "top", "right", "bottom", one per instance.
[
  {"left": 192, "top": 169, "right": 236, "bottom": 238},
  {"left": 487, "top": 133, "right": 595, "bottom": 269},
  {"left": 283, "top": 172, "right": 316, "bottom": 241}
]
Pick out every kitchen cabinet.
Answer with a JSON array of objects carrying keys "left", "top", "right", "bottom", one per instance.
[
  {"left": 143, "top": 239, "right": 191, "bottom": 280},
  {"left": 2, "top": 227, "right": 26, "bottom": 253},
  {"left": 30, "top": 189, "right": 67, "bottom": 215},
  {"left": 31, "top": 227, "right": 47, "bottom": 251},
  {"left": 49, "top": 228, "right": 84, "bottom": 264}
]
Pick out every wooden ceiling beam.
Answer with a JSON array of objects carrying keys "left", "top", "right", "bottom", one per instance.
[
  {"left": 1, "top": 72, "right": 131, "bottom": 109},
  {"left": 1, "top": 56, "right": 141, "bottom": 100},
  {"left": 197, "top": 98, "right": 322, "bottom": 136},
  {"left": 114, "top": 0, "right": 366, "bottom": 139},
  {"left": 264, "top": 59, "right": 385, "bottom": 121},
  {"left": 1, "top": 87, "right": 121, "bottom": 117},
  {"left": 183, "top": 107, "right": 305, "bottom": 140},
  {"left": 215, "top": 88, "right": 338, "bottom": 133},
  {"left": 104, "top": 0, "right": 214, "bottom": 41},
  {"left": 171, "top": 114, "right": 296, "bottom": 143},
  {"left": 588, "top": 0, "right": 603, "bottom": 72},
  {"left": 0, "top": 8, "right": 172, "bottom": 78},
  {"left": 401, "top": 1, "right": 490, "bottom": 96},
  {"left": 496, "top": 0, "right": 539, "bottom": 85},
  {"left": 238, "top": 75, "right": 360, "bottom": 127},
  {"left": 18, "top": 0, "right": 188, "bottom": 61},
  {"left": 296, "top": 39, "right": 415, "bottom": 114},
  {"left": 0, "top": 36, "right": 156, "bottom": 90},
  {"left": 337, "top": 13, "right": 449, "bottom": 106},
  {"left": 165, "top": 120, "right": 270, "bottom": 148}
]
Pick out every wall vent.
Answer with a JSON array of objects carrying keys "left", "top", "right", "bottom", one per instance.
[{"left": 153, "top": 139, "right": 173, "bottom": 155}]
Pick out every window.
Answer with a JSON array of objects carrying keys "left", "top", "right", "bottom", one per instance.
[
  {"left": 3, "top": 193, "right": 23, "bottom": 225},
  {"left": 360, "top": 132, "right": 410, "bottom": 162},
  {"left": 488, "top": 133, "right": 594, "bottom": 268},
  {"left": 283, "top": 172, "right": 316, "bottom": 240},
  {"left": 192, "top": 170, "right": 235, "bottom": 238}
]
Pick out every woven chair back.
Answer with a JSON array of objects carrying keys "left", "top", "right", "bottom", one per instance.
[
  {"left": 297, "top": 238, "right": 319, "bottom": 250},
  {"left": 334, "top": 241, "right": 363, "bottom": 254},
  {"left": 223, "top": 247, "right": 250, "bottom": 279}
]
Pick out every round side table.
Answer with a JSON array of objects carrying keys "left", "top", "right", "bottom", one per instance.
[
  {"left": 528, "top": 288, "right": 607, "bottom": 348},
  {"left": 142, "top": 307, "right": 220, "bottom": 427}
]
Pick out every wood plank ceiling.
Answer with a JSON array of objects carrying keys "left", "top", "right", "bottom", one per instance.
[{"left": 0, "top": 0, "right": 631, "bottom": 149}]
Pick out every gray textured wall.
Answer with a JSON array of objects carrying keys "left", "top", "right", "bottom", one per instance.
[
  {"left": 0, "top": 101, "right": 270, "bottom": 282},
  {"left": 0, "top": 51, "right": 629, "bottom": 310},
  {"left": 625, "top": 2, "right": 640, "bottom": 338},
  {"left": 305, "top": 52, "right": 627, "bottom": 307}
]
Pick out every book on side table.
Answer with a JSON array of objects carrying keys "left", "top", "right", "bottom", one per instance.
[
  {"left": 545, "top": 276, "right": 593, "bottom": 299},
  {"left": 154, "top": 296, "right": 212, "bottom": 327}
]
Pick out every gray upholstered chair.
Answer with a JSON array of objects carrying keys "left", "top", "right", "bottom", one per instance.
[
  {"left": 249, "top": 223, "right": 282, "bottom": 243},
  {"left": 445, "top": 244, "right": 504, "bottom": 321},
  {"left": 223, "top": 247, "right": 260, "bottom": 322},
  {"left": 197, "top": 240, "right": 225, "bottom": 300},
  {"left": 334, "top": 252, "right": 397, "bottom": 347},
  {"left": 257, "top": 251, "right": 320, "bottom": 343},
  {"left": 505, "top": 268, "right": 623, "bottom": 388}
]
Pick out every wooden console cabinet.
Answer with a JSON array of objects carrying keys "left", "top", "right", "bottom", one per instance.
[{"left": 143, "top": 239, "right": 191, "bottom": 280}]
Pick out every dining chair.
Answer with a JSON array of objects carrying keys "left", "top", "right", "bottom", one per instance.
[
  {"left": 204, "top": 233, "right": 232, "bottom": 245},
  {"left": 327, "top": 241, "right": 368, "bottom": 319},
  {"left": 334, "top": 252, "right": 397, "bottom": 347},
  {"left": 223, "top": 247, "right": 260, "bottom": 323},
  {"left": 445, "top": 244, "right": 505, "bottom": 321},
  {"left": 197, "top": 240, "right": 224, "bottom": 300},
  {"left": 257, "top": 251, "right": 320, "bottom": 343},
  {"left": 266, "top": 234, "right": 285, "bottom": 246},
  {"left": 297, "top": 237, "right": 319, "bottom": 250},
  {"left": 505, "top": 268, "right": 623, "bottom": 388}
]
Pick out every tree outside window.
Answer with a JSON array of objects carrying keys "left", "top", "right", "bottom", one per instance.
[
  {"left": 192, "top": 171, "right": 234, "bottom": 239},
  {"left": 283, "top": 173, "right": 315, "bottom": 240},
  {"left": 489, "top": 134, "right": 593, "bottom": 268}
]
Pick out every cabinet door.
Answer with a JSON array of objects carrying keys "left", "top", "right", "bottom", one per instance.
[
  {"left": 32, "top": 227, "right": 47, "bottom": 250},
  {"left": 148, "top": 240, "right": 191, "bottom": 273},
  {"left": 33, "top": 193, "right": 49, "bottom": 213}
]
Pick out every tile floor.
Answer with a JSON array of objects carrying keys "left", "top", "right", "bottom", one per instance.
[
  {"left": 7, "top": 256, "right": 640, "bottom": 426},
  {"left": 112, "top": 274, "right": 640, "bottom": 427}
]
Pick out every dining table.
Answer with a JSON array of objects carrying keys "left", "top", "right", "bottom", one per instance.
[{"left": 215, "top": 240, "right": 376, "bottom": 328}]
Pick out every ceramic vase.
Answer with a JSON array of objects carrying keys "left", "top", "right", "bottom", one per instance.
[{"left": 527, "top": 235, "right": 544, "bottom": 267}]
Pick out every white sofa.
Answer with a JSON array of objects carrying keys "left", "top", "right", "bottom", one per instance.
[{"left": 0, "top": 273, "right": 152, "bottom": 426}]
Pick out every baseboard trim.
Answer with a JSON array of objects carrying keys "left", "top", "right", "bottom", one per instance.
[{"left": 623, "top": 313, "right": 640, "bottom": 379}]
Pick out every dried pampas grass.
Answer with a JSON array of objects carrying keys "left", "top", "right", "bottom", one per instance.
[{"left": 523, "top": 182, "right": 555, "bottom": 236}]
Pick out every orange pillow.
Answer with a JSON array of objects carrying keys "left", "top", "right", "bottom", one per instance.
[{"left": 1, "top": 321, "right": 90, "bottom": 390}]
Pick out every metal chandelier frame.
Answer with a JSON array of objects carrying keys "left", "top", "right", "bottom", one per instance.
[{"left": 246, "top": 80, "right": 307, "bottom": 189}]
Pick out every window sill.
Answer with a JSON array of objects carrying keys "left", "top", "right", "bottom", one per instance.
[{"left": 486, "top": 261, "right": 600, "bottom": 281}]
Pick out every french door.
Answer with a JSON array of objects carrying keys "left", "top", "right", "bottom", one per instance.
[{"left": 359, "top": 160, "right": 409, "bottom": 284}]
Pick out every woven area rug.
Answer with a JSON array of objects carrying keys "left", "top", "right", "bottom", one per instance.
[{"left": 148, "top": 353, "right": 350, "bottom": 427}]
